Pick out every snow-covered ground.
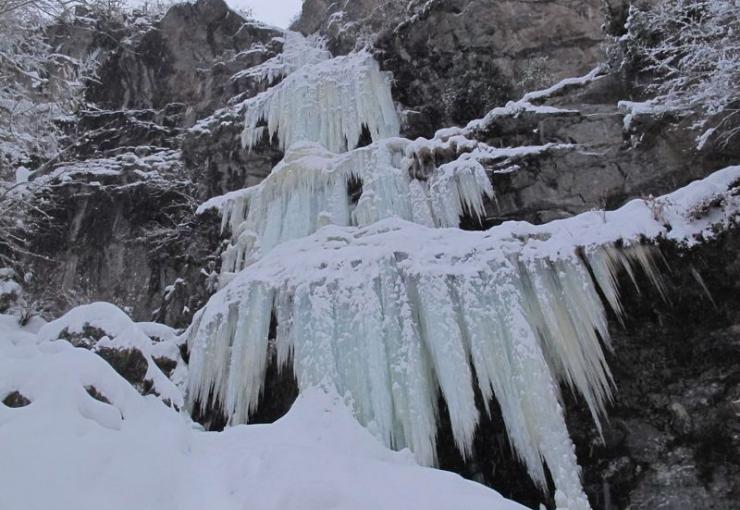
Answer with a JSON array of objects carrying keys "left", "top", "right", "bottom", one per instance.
[{"left": 0, "top": 309, "right": 526, "bottom": 510}]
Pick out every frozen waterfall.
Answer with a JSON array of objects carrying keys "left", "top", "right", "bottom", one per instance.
[
  {"left": 199, "top": 139, "right": 494, "bottom": 275},
  {"left": 188, "top": 36, "right": 740, "bottom": 510},
  {"left": 231, "top": 31, "right": 332, "bottom": 86},
  {"left": 240, "top": 51, "right": 400, "bottom": 153},
  {"left": 191, "top": 190, "right": 721, "bottom": 510}
]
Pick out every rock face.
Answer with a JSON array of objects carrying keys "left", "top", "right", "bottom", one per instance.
[
  {"left": 573, "top": 233, "right": 740, "bottom": 510},
  {"left": 88, "top": 0, "right": 281, "bottom": 124},
  {"left": 380, "top": 0, "right": 607, "bottom": 132},
  {"left": 26, "top": 152, "right": 221, "bottom": 325},
  {"left": 459, "top": 73, "right": 735, "bottom": 225},
  {"left": 182, "top": 107, "right": 284, "bottom": 199},
  {"left": 24, "top": 0, "right": 282, "bottom": 323}
]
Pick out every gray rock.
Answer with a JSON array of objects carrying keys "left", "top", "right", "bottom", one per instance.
[
  {"left": 88, "top": 0, "right": 282, "bottom": 123},
  {"left": 2, "top": 391, "right": 31, "bottom": 408}
]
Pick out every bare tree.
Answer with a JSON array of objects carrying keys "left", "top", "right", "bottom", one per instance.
[
  {"left": 1, "top": 1, "right": 93, "bottom": 174},
  {"left": 0, "top": 0, "right": 106, "bottom": 272}
]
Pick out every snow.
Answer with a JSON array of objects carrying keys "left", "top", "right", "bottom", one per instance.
[
  {"left": 0, "top": 312, "right": 526, "bottom": 510},
  {"left": 38, "top": 302, "right": 185, "bottom": 407},
  {"left": 240, "top": 51, "right": 400, "bottom": 153},
  {"left": 32, "top": 149, "right": 183, "bottom": 185},
  {"left": 696, "top": 127, "right": 716, "bottom": 150},
  {"left": 188, "top": 165, "right": 740, "bottom": 510},
  {"left": 522, "top": 66, "right": 605, "bottom": 103},
  {"left": 435, "top": 67, "right": 604, "bottom": 138},
  {"left": 230, "top": 32, "right": 331, "bottom": 85},
  {"left": 618, "top": 100, "right": 670, "bottom": 131},
  {"left": 464, "top": 101, "right": 578, "bottom": 135},
  {"left": 0, "top": 280, "right": 21, "bottom": 300}
]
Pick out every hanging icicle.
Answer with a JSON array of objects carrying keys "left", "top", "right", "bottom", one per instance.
[
  {"left": 186, "top": 222, "right": 660, "bottom": 510},
  {"left": 240, "top": 51, "right": 400, "bottom": 153},
  {"left": 199, "top": 140, "right": 494, "bottom": 275}
]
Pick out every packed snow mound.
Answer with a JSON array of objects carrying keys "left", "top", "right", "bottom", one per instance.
[
  {"left": 38, "top": 301, "right": 153, "bottom": 343},
  {"left": 0, "top": 313, "right": 526, "bottom": 510},
  {"left": 38, "top": 302, "right": 186, "bottom": 407},
  {"left": 241, "top": 50, "right": 399, "bottom": 153},
  {"left": 188, "top": 166, "right": 740, "bottom": 510}
]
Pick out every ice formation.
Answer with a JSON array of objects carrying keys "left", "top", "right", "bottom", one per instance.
[
  {"left": 0, "top": 311, "right": 527, "bottom": 510},
  {"left": 240, "top": 51, "right": 400, "bottom": 153},
  {"left": 194, "top": 31, "right": 740, "bottom": 509},
  {"left": 185, "top": 225, "right": 644, "bottom": 510},
  {"left": 189, "top": 164, "right": 740, "bottom": 510},
  {"left": 200, "top": 139, "right": 494, "bottom": 274}
]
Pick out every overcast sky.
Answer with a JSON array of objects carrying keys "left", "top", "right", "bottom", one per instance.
[{"left": 230, "top": 0, "right": 303, "bottom": 28}]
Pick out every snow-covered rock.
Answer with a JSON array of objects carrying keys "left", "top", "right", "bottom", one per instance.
[{"left": 38, "top": 302, "right": 185, "bottom": 408}]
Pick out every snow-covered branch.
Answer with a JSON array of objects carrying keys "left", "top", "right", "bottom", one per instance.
[{"left": 619, "top": 0, "right": 740, "bottom": 146}]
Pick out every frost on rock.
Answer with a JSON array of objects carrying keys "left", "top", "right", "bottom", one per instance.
[
  {"left": 187, "top": 166, "right": 740, "bottom": 510},
  {"left": 199, "top": 139, "right": 494, "bottom": 275},
  {"left": 240, "top": 51, "right": 400, "bottom": 153}
]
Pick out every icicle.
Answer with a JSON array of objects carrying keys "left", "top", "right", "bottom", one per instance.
[
  {"left": 426, "top": 158, "right": 494, "bottom": 227},
  {"left": 625, "top": 244, "right": 669, "bottom": 301},
  {"left": 377, "top": 258, "right": 439, "bottom": 462},
  {"left": 211, "top": 141, "right": 494, "bottom": 274},
  {"left": 519, "top": 258, "right": 614, "bottom": 432},
  {"left": 241, "top": 51, "right": 400, "bottom": 153},
  {"left": 224, "top": 284, "right": 274, "bottom": 424}
]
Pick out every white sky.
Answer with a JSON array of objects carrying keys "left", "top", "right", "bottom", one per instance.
[{"left": 229, "top": 0, "right": 303, "bottom": 28}]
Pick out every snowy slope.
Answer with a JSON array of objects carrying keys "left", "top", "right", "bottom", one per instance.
[{"left": 0, "top": 311, "right": 526, "bottom": 510}]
